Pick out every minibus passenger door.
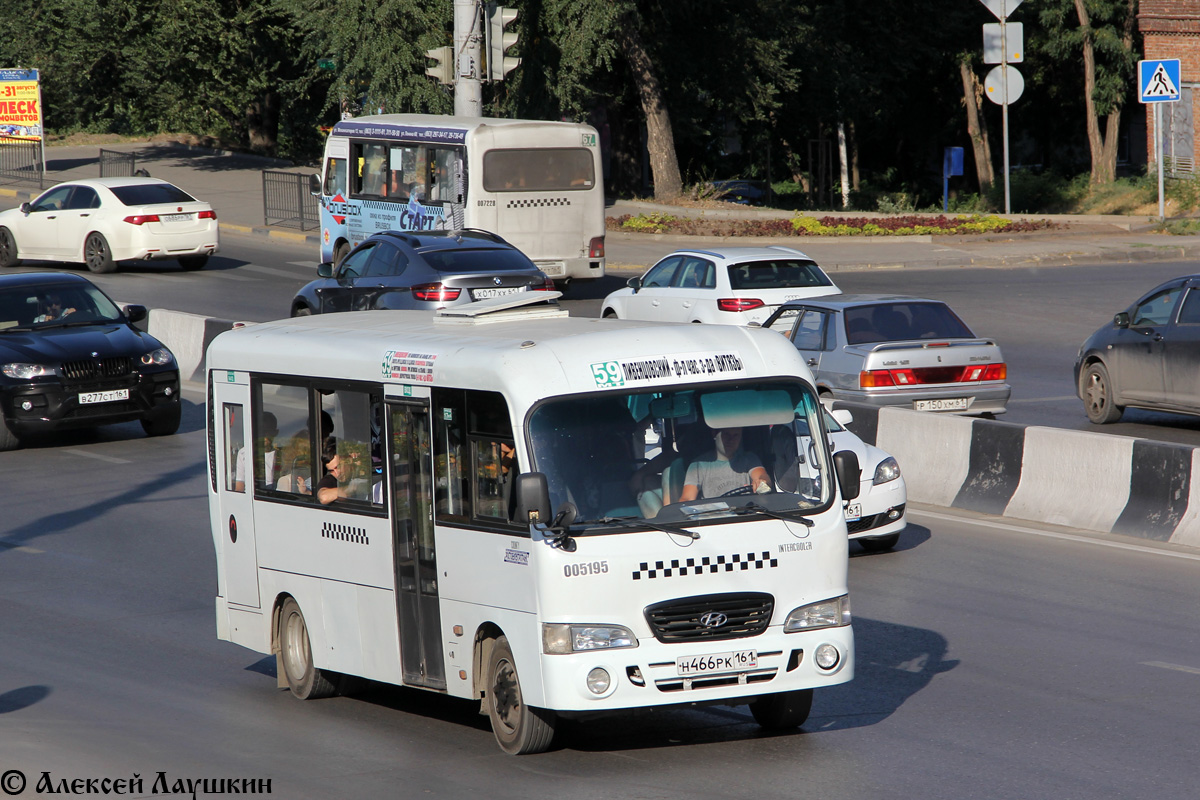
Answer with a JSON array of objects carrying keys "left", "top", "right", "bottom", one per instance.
[
  {"left": 212, "top": 376, "right": 261, "bottom": 609},
  {"left": 389, "top": 401, "right": 446, "bottom": 690}
]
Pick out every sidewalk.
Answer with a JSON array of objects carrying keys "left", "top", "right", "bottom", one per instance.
[{"left": 4, "top": 141, "right": 1200, "bottom": 271}]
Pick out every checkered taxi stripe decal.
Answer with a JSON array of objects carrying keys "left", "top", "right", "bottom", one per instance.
[
  {"left": 321, "top": 522, "right": 369, "bottom": 545},
  {"left": 632, "top": 552, "right": 779, "bottom": 580},
  {"left": 506, "top": 197, "right": 571, "bottom": 209}
]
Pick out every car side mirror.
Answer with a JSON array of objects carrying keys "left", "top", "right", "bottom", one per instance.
[
  {"left": 627, "top": 276, "right": 643, "bottom": 293},
  {"left": 831, "top": 408, "right": 853, "bottom": 426},
  {"left": 309, "top": 173, "right": 322, "bottom": 196},
  {"left": 1113, "top": 311, "right": 1130, "bottom": 329},
  {"left": 515, "top": 472, "right": 552, "bottom": 525},
  {"left": 123, "top": 304, "right": 147, "bottom": 323},
  {"left": 19, "top": 202, "right": 30, "bottom": 214},
  {"left": 317, "top": 262, "right": 334, "bottom": 278},
  {"left": 833, "top": 450, "right": 861, "bottom": 502}
]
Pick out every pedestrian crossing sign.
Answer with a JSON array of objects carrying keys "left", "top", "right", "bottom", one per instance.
[{"left": 1139, "top": 59, "right": 1181, "bottom": 104}]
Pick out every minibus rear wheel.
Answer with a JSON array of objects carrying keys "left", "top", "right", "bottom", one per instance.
[
  {"left": 278, "top": 598, "right": 337, "bottom": 700},
  {"left": 748, "top": 688, "right": 814, "bottom": 729},
  {"left": 486, "top": 635, "right": 556, "bottom": 754}
]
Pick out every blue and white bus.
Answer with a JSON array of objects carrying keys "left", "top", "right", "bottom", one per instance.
[{"left": 312, "top": 114, "right": 606, "bottom": 284}]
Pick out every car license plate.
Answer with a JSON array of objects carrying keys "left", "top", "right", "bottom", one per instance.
[
  {"left": 79, "top": 389, "right": 129, "bottom": 405},
  {"left": 676, "top": 650, "right": 757, "bottom": 676},
  {"left": 160, "top": 213, "right": 191, "bottom": 222},
  {"left": 845, "top": 503, "right": 861, "bottom": 522},
  {"left": 913, "top": 397, "right": 968, "bottom": 412},
  {"left": 472, "top": 286, "right": 527, "bottom": 300},
  {"left": 537, "top": 261, "right": 566, "bottom": 277}
]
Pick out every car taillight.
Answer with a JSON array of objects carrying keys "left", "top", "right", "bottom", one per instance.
[
  {"left": 535, "top": 276, "right": 556, "bottom": 291},
  {"left": 860, "top": 362, "right": 1008, "bottom": 388},
  {"left": 198, "top": 209, "right": 216, "bottom": 220},
  {"left": 411, "top": 283, "right": 462, "bottom": 302},
  {"left": 123, "top": 214, "right": 160, "bottom": 225},
  {"left": 717, "top": 298, "right": 765, "bottom": 312},
  {"left": 588, "top": 236, "right": 605, "bottom": 258}
]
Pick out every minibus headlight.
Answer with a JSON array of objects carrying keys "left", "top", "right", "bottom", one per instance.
[
  {"left": 784, "top": 596, "right": 851, "bottom": 633},
  {"left": 873, "top": 457, "right": 901, "bottom": 485},
  {"left": 542, "top": 624, "right": 638, "bottom": 654},
  {"left": 2, "top": 363, "right": 56, "bottom": 379}
]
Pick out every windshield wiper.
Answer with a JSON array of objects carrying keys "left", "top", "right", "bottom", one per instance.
[
  {"left": 729, "top": 501, "right": 815, "bottom": 527},
  {"left": 580, "top": 515, "right": 701, "bottom": 540}
]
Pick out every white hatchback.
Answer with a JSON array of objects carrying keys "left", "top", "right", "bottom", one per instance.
[
  {"left": 602, "top": 245, "right": 840, "bottom": 325},
  {"left": 0, "top": 177, "right": 219, "bottom": 273}
]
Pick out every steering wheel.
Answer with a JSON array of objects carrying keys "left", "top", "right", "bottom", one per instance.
[{"left": 720, "top": 485, "right": 755, "bottom": 497}]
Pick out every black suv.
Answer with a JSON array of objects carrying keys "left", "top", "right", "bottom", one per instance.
[{"left": 290, "top": 229, "right": 552, "bottom": 316}]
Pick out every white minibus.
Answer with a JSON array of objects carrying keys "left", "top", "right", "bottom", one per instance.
[
  {"left": 311, "top": 113, "right": 606, "bottom": 285},
  {"left": 206, "top": 295, "right": 860, "bottom": 754}
]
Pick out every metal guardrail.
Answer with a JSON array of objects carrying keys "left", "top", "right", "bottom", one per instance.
[
  {"left": 262, "top": 170, "right": 319, "bottom": 231},
  {"left": 99, "top": 148, "right": 138, "bottom": 177},
  {"left": 0, "top": 136, "right": 44, "bottom": 189}
]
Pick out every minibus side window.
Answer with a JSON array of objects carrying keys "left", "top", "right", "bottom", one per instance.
[
  {"left": 433, "top": 389, "right": 469, "bottom": 521},
  {"left": 224, "top": 404, "right": 244, "bottom": 493},
  {"left": 258, "top": 382, "right": 314, "bottom": 496},
  {"left": 468, "top": 392, "right": 519, "bottom": 525},
  {"left": 318, "top": 388, "right": 385, "bottom": 507},
  {"left": 322, "top": 157, "right": 346, "bottom": 196}
]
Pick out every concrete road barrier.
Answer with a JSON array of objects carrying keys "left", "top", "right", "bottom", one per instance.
[{"left": 147, "top": 308, "right": 237, "bottom": 382}]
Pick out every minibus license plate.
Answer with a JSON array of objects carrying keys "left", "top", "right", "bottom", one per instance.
[
  {"left": 913, "top": 397, "right": 968, "bottom": 411},
  {"left": 160, "top": 213, "right": 191, "bottom": 222},
  {"left": 844, "top": 503, "right": 861, "bottom": 522},
  {"left": 676, "top": 650, "right": 757, "bottom": 676},
  {"left": 537, "top": 262, "right": 566, "bottom": 277},
  {"left": 79, "top": 389, "right": 129, "bottom": 405},
  {"left": 472, "top": 286, "right": 527, "bottom": 300}
]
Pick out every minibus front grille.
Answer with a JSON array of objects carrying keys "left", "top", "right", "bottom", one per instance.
[{"left": 644, "top": 592, "right": 773, "bottom": 643}]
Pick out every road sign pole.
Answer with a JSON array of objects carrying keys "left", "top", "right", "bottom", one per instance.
[
  {"left": 1156, "top": 102, "right": 1165, "bottom": 222},
  {"left": 1001, "top": 19, "right": 1011, "bottom": 214}
]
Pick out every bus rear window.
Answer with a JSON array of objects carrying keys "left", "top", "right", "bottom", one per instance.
[{"left": 483, "top": 148, "right": 594, "bottom": 192}]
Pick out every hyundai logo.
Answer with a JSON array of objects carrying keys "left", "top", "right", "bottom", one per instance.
[
  {"left": 698, "top": 612, "right": 728, "bottom": 628},
  {"left": 492, "top": 276, "right": 503, "bottom": 286}
]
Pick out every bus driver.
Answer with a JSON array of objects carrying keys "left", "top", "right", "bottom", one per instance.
[{"left": 678, "top": 427, "right": 771, "bottom": 501}]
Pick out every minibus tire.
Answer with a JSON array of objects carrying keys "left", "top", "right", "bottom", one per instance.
[
  {"left": 486, "top": 635, "right": 556, "bottom": 754},
  {"left": 333, "top": 242, "right": 350, "bottom": 267},
  {"left": 858, "top": 533, "right": 900, "bottom": 552},
  {"left": 279, "top": 598, "right": 337, "bottom": 700},
  {"left": 748, "top": 688, "right": 813, "bottom": 729}
]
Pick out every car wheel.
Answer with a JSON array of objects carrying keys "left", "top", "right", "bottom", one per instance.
[
  {"left": 333, "top": 241, "right": 350, "bottom": 268},
  {"left": 748, "top": 688, "right": 814, "bottom": 729},
  {"left": 141, "top": 403, "right": 182, "bottom": 437},
  {"left": 0, "top": 227, "right": 19, "bottom": 268},
  {"left": 177, "top": 255, "right": 208, "bottom": 270},
  {"left": 1082, "top": 362, "right": 1123, "bottom": 424},
  {"left": 84, "top": 232, "right": 116, "bottom": 273},
  {"left": 291, "top": 305, "right": 312, "bottom": 318},
  {"left": 602, "top": 309, "right": 617, "bottom": 319},
  {"left": 278, "top": 598, "right": 338, "bottom": 700},
  {"left": 486, "top": 635, "right": 556, "bottom": 754},
  {"left": 0, "top": 417, "right": 20, "bottom": 451},
  {"left": 858, "top": 532, "right": 900, "bottom": 552}
]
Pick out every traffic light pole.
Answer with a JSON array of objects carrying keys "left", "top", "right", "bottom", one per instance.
[{"left": 453, "top": 0, "right": 482, "bottom": 116}]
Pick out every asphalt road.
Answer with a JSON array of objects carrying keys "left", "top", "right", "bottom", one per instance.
[{"left": 2, "top": 413, "right": 1197, "bottom": 798}]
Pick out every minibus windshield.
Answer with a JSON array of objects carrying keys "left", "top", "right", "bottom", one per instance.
[{"left": 527, "top": 381, "right": 834, "bottom": 529}]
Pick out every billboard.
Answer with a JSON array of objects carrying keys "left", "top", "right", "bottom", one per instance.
[{"left": 0, "top": 68, "right": 43, "bottom": 141}]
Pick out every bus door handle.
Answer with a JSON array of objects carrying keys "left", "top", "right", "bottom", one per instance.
[{"left": 651, "top": 299, "right": 661, "bottom": 307}]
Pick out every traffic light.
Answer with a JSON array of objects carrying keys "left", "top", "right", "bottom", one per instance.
[
  {"left": 425, "top": 46, "right": 454, "bottom": 85},
  {"left": 485, "top": 4, "right": 520, "bottom": 81}
]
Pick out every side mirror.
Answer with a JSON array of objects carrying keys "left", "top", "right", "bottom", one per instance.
[
  {"left": 309, "top": 173, "right": 322, "bottom": 196},
  {"left": 123, "top": 304, "right": 147, "bottom": 323},
  {"left": 317, "top": 262, "right": 334, "bottom": 278},
  {"left": 626, "top": 276, "right": 643, "bottom": 293},
  {"left": 833, "top": 450, "right": 861, "bottom": 502},
  {"left": 515, "top": 472, "right": 552, "bottom": 525},
  {"left": 19, "top": 202, "right": 30, "bottom": 214},
  {"left": 831, "top": 408, "right": 853, "bottom": 426},
  {"left": 1113, "top": 311, "right": 1130, "bottom": 329}
]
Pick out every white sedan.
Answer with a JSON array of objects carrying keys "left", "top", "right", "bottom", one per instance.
[
  {"left": 602, "top": 245, "right": 840, "bottom": 325},
  {"left": 0, "top": 177, "right": 219, "bottom": 273}
]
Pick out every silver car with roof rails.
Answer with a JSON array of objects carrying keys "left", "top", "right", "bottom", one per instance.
[{"left": 762, "top": 294, "right": 1010, "bottom": 416}]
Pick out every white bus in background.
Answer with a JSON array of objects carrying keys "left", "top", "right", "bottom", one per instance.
[
  {"left": 206, "top": 295, "right": 860, "bottom": 754},
  {"left": 311, "top": 113, "right": 606, "bottom": 286}
]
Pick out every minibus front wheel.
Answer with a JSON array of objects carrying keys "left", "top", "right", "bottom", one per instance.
[
  {"left": 748, "top": 688, "right": 814, "bottom": 729},
  {"left": 278, "top": 598, "right": 337, "bottom": 700},
  {"left": 486, "top": 635, "right": 556, "bottom": 755}
]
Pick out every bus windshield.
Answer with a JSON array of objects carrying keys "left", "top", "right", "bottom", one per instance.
[{"left": 527, "top": 381, "right": 834, "bottom": 530}]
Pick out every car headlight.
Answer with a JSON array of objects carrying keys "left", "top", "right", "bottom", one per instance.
[
  {"left": 783, "top": 596, "right": 851, "bottom": 633},
  {"left": 2, "top": 363, "right": 57, "bottom": 379},
  {"left": 542, "top": 623, "right": 638, "bottom": 654},
  {"left": 140, "top": 348, "right": 174, "bottom": 366},
  {"left": 873, "top": 456, "right": 901, "bottom": 485}
]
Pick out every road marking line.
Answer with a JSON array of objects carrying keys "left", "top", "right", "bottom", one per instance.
[
  {"left": 1141, "top": 661, "right": 1200, "bottom": 676},
  {"left": 62, "top": 449, "right": 130, "bottom": 464},
  {"left": 288, "top": 261, "right": 320, "bottom": 268},
  {"left": 910, "top": 509, "right": 1200, "bottom": 562},
  {"left": 198, "top": 269, "right": 257, "bottom": 282},
  {"left": 241, "top": 263, "right": 313, "bottom": 280}
]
